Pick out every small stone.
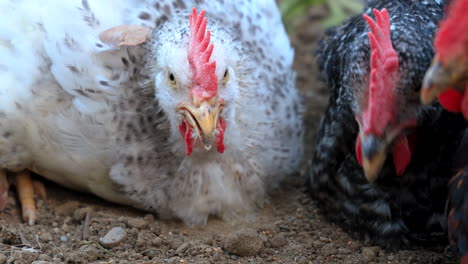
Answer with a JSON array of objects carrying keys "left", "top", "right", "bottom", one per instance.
[
  {"left": 337, "top": 247, "right": 352, "bottom": 254},
  {"left": 7, "top": 251, "right": 38, "bottom": 263},
  {"left": 38, "top": 254, "right": 50, "bottom": 261},
  {"left": 99, "top": 227, "right": 127, "bottom": 248},
  {"left": 66, "top": 245, "right": 102, "bottom": 263},
  {"left": 0, "top": 229, "right": 20, "bottom": 245},
  {"left": 175, "top": 242, "right": 190, "bottom": 255},
  {"left": 32, "top": 262, "right": 52, "bottom": 264},
  {"left": 361, "top": 247, "right": 378, "bottom": 262},
  {"left": 143, "top": 248, "right": 160, "bottom": 258},
  {"left": 53, "top": 227, "right": 60, "bottom": 234},
  {"left": 321, "top": 243, "right": 337, "bottom": 256},
  {"left": 0, "top": 254, "right": 6, "bottom": 264},
  {"left": 319, "top": 236, "right": 329, "bottom": 242},
  {"left": 136, "top": 231, "right": 157, "bottom": 248},
  {"left": 63, "top": 216, "right": 73, "bottom": 225},
  {"left": 61, "top": 224, "right": 72, "bottom": 233},
  {"left": 60, "top": 235, "right": 68, "bottom": 242},
  {"left": 231, "top": 255, "right": 238, "bottom": 260},
  {"left": 88, "top": 235, "right": 99, "bottom": 242},
  {"left": 73, "top": 207, "right": 92, "bottom": 221},
  {"left": 144, "top": 214, "right": 155, "bottom": 221},
  {"left": 387, "top": 254, "right": 395, "bottom": 261},
  {"left": 205, "top": 248, "right": 213, "bottom": 254},
  {"left": 38, "top": 232, "right": 52, "bottom": 242},
  {"left": 259, "top": 232, "right": 269, "bottom": 243},
  {"left": 224, "top": 229, "right": 263, "bottom": 257},
  {"left": 55, "top": 201, "right": 80, "bottom": 216},
  {"left": 152, "top": 237, "right": 163, "bottom": 247},
  {"left": 127, "top": 218, "right": 148, "bottom": 229},
  {"left": 269, "top": 233, "right": 287, "bottom": 248}
]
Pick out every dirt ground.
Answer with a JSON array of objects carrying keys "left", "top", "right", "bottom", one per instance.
[{"left": 0, "top": 6, "right": 458, "bottom": 264}]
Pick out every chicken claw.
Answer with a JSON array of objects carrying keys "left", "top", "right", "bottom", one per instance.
[
  {"left": 16, "top": 170, "right": 38, "bottom": 225},
  {"left": 0, "top": 169, "right": 8, "bottom": 210}
]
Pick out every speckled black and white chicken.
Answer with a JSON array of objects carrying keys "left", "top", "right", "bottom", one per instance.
[
  {"left": 309, "top": 0, "right": 466, "bottom": 248},
  {"left": 0, "top": 0, "right": 304, "bottom": 225}
]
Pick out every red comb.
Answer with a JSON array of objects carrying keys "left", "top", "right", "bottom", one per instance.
[
  {"left": 435, "top": 0, "right": 468, "bottom": 65},
  {"left": 189, "top": 8, "right": 218, "bottom": 102},
  {"left": 362, "top": 9, "right": 400, "bottom": 136}
]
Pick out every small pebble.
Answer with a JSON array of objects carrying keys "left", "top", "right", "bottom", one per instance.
[
  {"left": 63, "top": 216, "right": 73, "bottom": 225},
  {"left": 361, "top": 247, "right": 378, "bottom": 262},
  {"left": 38, "top": 232, "right": 52, "bottom": 242},
  {"left": 60, "top": 235, "right": 68, "bottom": 242},
  {"left": 175, "top": 242, "right": 191, "bottom": 255},
  {"left": 152, "top": 237, "right": 163, "bottom": 247},
  {"left": 0, "top": 254, "right": 6, "bottom": 264},
  {"left": 224, "top": 229, "right": 263, "bottom": 257},
  {"left": 143, "top": 248, "right": 159, "bottom": 258},
  {"left": 338, "top": 247, "right": 352, "bottom": 254},
  {"left": 127, "top": 218, "right": 148, "bottom": 229},
  {"left": 321, "top": 243, "right": 337, "bottom": 256},
  {"left": 55, "top": 201, "right": 80, "bottom": 216},
  {"left": 269, "top": 233, "right": 287, "bottom": 248},
  {"left": 99, "top": 227, "right": 127, "bottom": 248},
  {"left": 73, "top": 207, "right": 93, "bottom": 221}
]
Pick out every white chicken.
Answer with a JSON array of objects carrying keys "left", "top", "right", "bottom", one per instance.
[{"left": 0, "top": 0, "right": 304, "bottom": 225}]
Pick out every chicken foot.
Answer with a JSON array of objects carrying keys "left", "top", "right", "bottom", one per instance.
[
  {"left": 16, "top": 170, "right": 47, "bottom": 225},
  {"left": 0, "top": 169, "right": 8, "bottom": 210}
]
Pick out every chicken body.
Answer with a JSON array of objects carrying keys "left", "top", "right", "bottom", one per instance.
[
  {"left": 0, "top": 0, "right": 303, "bottom": 224},
  {"left": 309, "top": 0, "right": 466, "bottom": 248},
  {"left": 421, "top": 0, "right": 468, "bottom": 260}
]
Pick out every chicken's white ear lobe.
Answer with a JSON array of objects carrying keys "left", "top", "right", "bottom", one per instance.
[{"left": 98, "top": 25, "right": 150, "bottom": 49}]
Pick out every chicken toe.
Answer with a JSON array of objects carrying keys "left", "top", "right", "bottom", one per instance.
[
  {"left": 0, "top": 169, "right": 8, "bottom": 210},
  {"left": 16, "top": 170, "right": 39, "bottom": 225}
]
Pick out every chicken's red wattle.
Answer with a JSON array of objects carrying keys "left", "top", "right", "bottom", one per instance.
[
  {"left": 216, "top": 118, "right": 226, "bottom": 153},
  {"left": 179, "top": 121, "right": 193, "bottom": 156},
  {"left": 438, "top": 88, "right": 463, "bottom": 113},
  {"left": 355, "top": 133, "right": 417, "bottom": 177}
]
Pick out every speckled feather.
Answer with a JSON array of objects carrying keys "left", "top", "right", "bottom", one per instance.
[
  {"left": 0, "top": 0, "right": 303, "bottom": 224},
  {"left": 309, "top": 0, "right": 467, "bottom": 248}
]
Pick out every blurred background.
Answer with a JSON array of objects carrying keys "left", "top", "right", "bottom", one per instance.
[
  {"left": 278, "top": 0, "right": 364, "bottom": 31},
  {"left": 276, "top": 0, "right": 365, "bottom": 159}
]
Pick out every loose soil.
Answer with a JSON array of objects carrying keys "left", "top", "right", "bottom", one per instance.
[{"left": 0, "top": 6, "right": 458, "bottom": 264}]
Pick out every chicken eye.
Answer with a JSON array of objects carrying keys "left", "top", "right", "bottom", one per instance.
[
  {"left": 222, "top": 69, "right": 229, "bottom": 84},
  {"left": 168, "top": 72, "right": 177, "bottom": 88}
]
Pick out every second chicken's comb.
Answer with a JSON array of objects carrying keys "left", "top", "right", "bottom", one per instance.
[
  {"left": 435, "top": 0, "right": 468, "bottom": 63},
  {"left": 189, "top": 8, "right": 218, "bottom": 101},
  {"left": 362, "top": 9, "right": 400, "bottom": 136}
]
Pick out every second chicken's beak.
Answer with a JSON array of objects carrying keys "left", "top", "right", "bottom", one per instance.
[
  {"left": 179, "top": 100, "right": 224, "bottom": 150},
  {"left": 421, "top": 58, "right": 465, "bottom": 104},
  {"left": 361, "top": 134, "right": 387, "bottom": 182}
]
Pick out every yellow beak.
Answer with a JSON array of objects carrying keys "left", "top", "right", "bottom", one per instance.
[
  {"left": 361, "top": 134, "right": 387, "bottom": 182},
  {"left": 179, "top": 100, "right": 224, "bottom": 150},
  {"left": 421, "top": 58, "right": 466, "bottom": 104}
]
